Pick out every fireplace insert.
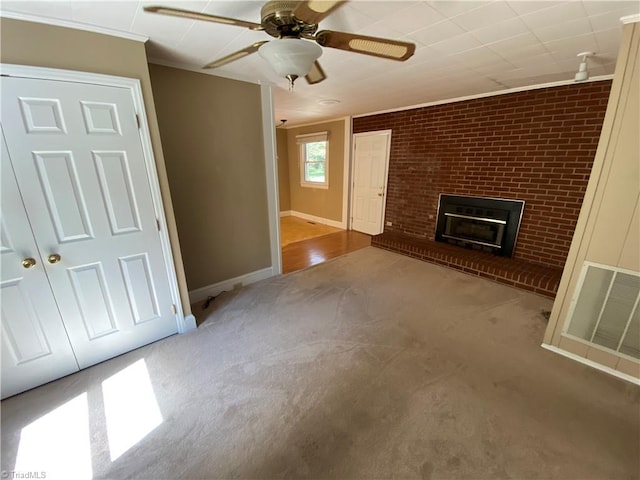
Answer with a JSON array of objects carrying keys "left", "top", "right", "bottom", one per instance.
[{"left": 435, "top": 194, "right": 524, "bottom": 257}]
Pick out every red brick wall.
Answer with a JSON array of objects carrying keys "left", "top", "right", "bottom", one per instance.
[{"left": 353, "top": 81, "right": 612, "bottom": 269}]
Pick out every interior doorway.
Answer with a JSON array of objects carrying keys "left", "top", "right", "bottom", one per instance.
[{"left": 275, "top": 117, "right": 371, "bottom": 274}]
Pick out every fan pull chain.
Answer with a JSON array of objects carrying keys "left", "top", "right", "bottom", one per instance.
[{"left": 286, "top": 74, "right": 298, "bottom": 91}]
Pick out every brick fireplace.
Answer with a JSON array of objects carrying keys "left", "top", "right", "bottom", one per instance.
[{"left": 353, "top": 80, "right": 612, "bottom": 296}]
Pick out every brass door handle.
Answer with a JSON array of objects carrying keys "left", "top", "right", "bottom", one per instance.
[
  {"left": 22, "top": 257, "right": 37, "bottom": 269},
  {"left": 47, "top": 253, "right": 61, "bottom": 264},
  {"left": 378, "top": 193, "right": 383, "bottom": 197}
]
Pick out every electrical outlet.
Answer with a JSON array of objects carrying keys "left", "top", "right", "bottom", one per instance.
[{"left": 386, "top": 221, "right": 392, "bottom": 226}]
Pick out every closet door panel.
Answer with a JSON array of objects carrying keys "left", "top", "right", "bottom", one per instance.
[
  {"left": 1, "top": 131, "right": 79, "bottom": 399},
  {"left": 1, "top": 76, "right": 178, "bottom": 370}
]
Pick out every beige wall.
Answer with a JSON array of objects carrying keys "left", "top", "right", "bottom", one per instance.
[
  {"left": 148, "top": 64, "right": 271, "bottom": 290},
  {"left": 285, "top": 119, "right": 346, "bottom": 222},
  {"left": 544, "top": 22, "right": 640, "bottom": 379},
  {"left": 0, "top": 18, "right": 192, "bottom": 317},
  {"left": 276, "top": 128, "right": 291, "bottom": 212}
]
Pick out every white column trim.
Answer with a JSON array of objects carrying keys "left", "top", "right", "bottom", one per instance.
[
  {"left": 260, "top": 84, "right": 282, "bottom": 275},
  {"left": 342, "top": 116, "right": 352, "bottom": 230}
]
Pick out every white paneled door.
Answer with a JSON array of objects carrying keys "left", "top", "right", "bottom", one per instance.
[
  {"left": 1, "top": 132, "right": 80, "bottom": 397},
  {"left": 1, "top": 75, "right": 178, "bottom": 397},
  {"left": 351, "top": 131, "right": 391, "bottom": 235}
]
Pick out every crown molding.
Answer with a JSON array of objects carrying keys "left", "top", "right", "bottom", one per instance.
[
  {"left": 281, "top": 115, "right": 350, "bottom": 130},
  {"left": 353, "top": 75, "right": 615, "bottom": 120},
  {"left": 620, "top": 14, "right": 640, "bottom": 24},
  {"left": 147, "top": 57, "right": 274, "bottom": 86},
  {"left": 0, "top": 10, "right": 148, "bottom": 42}
]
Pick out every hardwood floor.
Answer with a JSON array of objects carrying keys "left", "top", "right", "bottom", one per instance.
[
  {"left": 280, "top": 216, "right": 342, "bottom": 246},
  {"left": 282, "top": 230, "right": 371, "bottom": 274}
]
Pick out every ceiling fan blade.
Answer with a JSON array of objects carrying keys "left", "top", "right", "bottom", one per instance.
[
  {"left": 293, "top": 1, "right": 345, "bottom": 25},
  {"left": 305, "top": 61, "right": 327, "bottom": 85},
  {"left": 203, "top": 42, "right": 269, "bottom": 69},
  {"left": 315, "top": 30, "right": 415, "bottom": 61},
  {"left": 143, "top": 6, "right": 262, "bottom": 30}
]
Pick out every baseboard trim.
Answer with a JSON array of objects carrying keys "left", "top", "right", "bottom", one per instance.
[
  {"left": 289, "top": 210, "right": 345, "bottom": 229},
  {"left": 189, "top": 267, "right": 275, "bottom": 304},
  {"left": 279, "top": 210, "right": 292, "bottom": 217},
  {"left": 541, "top": 343, "right": 640, "bottom": 386},
  {"left": 181, "top": 314, "right": 197, "bottom": 332}
]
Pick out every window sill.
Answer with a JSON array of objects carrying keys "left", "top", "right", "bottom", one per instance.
[{"left": 300, "top": 182, "right": 329, "bottom": 190}]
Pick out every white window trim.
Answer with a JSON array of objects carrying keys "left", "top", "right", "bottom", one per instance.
[{"left": 297, "top": 132, "right": 329, "bottom": 189}]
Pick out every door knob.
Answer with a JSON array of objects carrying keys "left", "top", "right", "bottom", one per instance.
[
  {"left": 22, "top": 257, "right": 37, "bottom": 269},
  {"left": 47, "top": 253, "right": 61, "bottom": 264},
  {"left": 378, "top": 193, "right": 383, "bottom": 197}
]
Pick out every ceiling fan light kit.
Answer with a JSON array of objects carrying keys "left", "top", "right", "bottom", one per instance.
[
  {"left": 144, "top": 0, "right": 416, "bottom": 89},
  {"left": 258, "top": 38, "right": 323, "bottom": 89}
]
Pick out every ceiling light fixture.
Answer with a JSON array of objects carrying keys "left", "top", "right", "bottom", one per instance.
[
  {"left": 574, "top": 51, "right": 595, "bottom": 82},
  {"left": 259, "top": 38, "right": 322, "bottom": 90}
]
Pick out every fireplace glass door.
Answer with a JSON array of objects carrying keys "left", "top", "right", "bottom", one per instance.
[{"left": 443, "top": 213, "right": 506, "bottom": 248}]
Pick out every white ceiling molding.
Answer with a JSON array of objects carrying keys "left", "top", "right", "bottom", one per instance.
[
  {"left": 0, "top": 10, "right": 148, "bottom": 42},
  {"left": 620, "top": 14, "right": 640, "bottom": 24},
  {"left": 282, "top": 115, "right": 353, "bottom": 130},
  {"left": 147, "top": 58, "right": 267, "bottom": 86},
  {"left": 353, "top": 75, "right": 615, "bottom": 120}
]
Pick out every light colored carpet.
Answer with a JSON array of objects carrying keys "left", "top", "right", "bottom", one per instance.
[
  {"left": 2, "top": 247, "right": 639, "bottom": 480},
  {"left": 280, "top": 216, "right": 342, "bottom": 247}
]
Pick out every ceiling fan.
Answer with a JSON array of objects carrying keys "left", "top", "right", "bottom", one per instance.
[{"left": 144, "top": 0, "right": 416, "bottom": 89}]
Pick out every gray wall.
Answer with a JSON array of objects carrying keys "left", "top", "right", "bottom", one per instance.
[{"left": 148, "top": 64, "right": 271, "bottom": 290}]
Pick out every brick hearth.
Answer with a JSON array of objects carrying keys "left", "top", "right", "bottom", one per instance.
[{"left": 373, "top": 232, "right": 562, "bottom": 297}]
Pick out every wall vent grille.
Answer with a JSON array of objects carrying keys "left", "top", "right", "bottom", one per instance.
[{"left": 564, "top": 262, "right": 640, "bottom": 359}]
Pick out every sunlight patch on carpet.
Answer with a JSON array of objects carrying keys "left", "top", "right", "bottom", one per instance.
[
  {"left": 15, "top": 393, "right": 92, "bottom": 479},
  {"left": 102, "top": 359, "right": 163, "bottom": 461}
]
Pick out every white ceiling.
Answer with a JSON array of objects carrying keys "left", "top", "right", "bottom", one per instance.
[{"left": 2, "top": 1, "right": 639, "bottom": 126}]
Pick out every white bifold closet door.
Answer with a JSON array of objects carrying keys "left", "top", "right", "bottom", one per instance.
[{"left": 1, "top": 76, "right": 178, "bottom": 399}]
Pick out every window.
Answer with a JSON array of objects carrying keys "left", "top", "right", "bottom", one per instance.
[{"left": 297, "top": 132, "right": 329, "bottom": 188}]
